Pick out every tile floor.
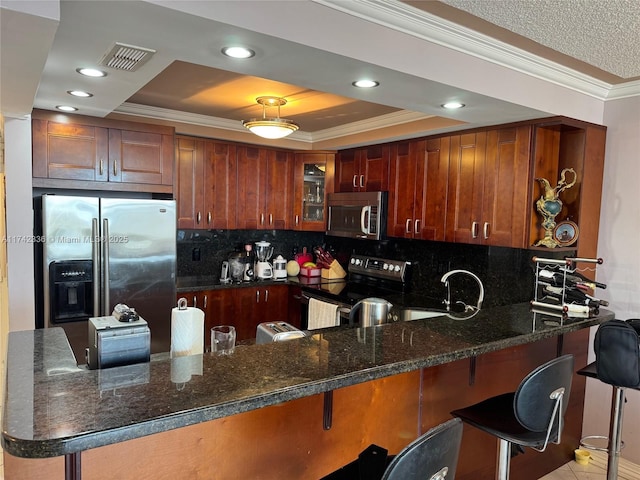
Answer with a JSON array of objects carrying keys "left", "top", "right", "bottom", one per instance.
[{"left": 540, "top": 449, "right": 640, "bottom": 480}]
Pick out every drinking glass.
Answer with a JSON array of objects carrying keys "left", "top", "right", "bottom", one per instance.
[{"left": 211, "top": 325, "right": 236, "bottom": 355}]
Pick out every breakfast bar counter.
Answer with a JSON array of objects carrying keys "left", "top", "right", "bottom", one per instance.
[{"left": 2, "top": 303, "right": 614, "bottom": 479}]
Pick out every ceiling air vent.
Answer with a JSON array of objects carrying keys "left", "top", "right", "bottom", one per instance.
[{"left": 99, "top": 42, "right": 156, "bottom": 72}]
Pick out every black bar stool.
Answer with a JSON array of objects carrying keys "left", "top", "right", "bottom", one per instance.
[
  {"left": 451, "top": 354, "right": 574, "bottom": 480},
  {"left": 321, "top": 418, "right": 463, "bottom": 480},
  {"left": 579, "top": 318, "right": 640, "bottom": 480}
]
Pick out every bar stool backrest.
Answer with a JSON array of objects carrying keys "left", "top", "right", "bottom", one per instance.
[
  {"left": 381, "top": 417, "right": 463, "bottom": 480},
  {"left": 595, "top": 319, "right": 640, "bottom": 388},
  {"left": 514, "top": 354, "right": 574, "bottom": 433}
]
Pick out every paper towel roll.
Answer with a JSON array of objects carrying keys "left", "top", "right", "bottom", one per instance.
[{"left": 171, "top": 298, "right": 204, "bottom": 357}]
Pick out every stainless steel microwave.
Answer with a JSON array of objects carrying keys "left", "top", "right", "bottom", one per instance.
[{"left": 326, "top": 191, "right": 387, "bottom": 240}]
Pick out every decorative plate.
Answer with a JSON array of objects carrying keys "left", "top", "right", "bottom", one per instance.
[{"left": 553, "top": 220, "right": 579, "bottom": 247}]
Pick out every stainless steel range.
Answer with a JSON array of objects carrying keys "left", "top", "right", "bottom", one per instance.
[{"left": 297, "top": 255, "right": 412, "bottom": 328}]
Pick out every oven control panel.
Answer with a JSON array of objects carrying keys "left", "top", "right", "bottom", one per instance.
[{"left": 348, "top": 255, "right": 410, "bottom": 282}]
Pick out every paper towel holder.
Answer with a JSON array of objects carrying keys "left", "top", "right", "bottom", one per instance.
[{"left": 177, "top": 297, "right": 188, "bottom": 310}]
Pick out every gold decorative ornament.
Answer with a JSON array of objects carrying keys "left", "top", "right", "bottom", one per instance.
[{"left": 534, "top": 168, "right": 577, "bottom": 248}]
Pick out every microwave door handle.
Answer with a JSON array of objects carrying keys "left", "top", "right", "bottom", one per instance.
[{"left": 360, "top": 206, "right": 371, "bottom": 235}]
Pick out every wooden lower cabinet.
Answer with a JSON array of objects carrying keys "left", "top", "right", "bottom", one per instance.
[
  {"left": 4, "top": 328, "right": 589, "bottom": 480},
  {"left": 178, "top": 284, "right": 289, "bottom": 346}
]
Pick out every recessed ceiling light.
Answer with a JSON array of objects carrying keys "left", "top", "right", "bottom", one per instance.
[
  {"left": 352, "top": 79, "right": 379, "bottom": 88},
  {"left": 56, "top": 105, "right": 78, "bottom": 112},
  {"left": 221, "top": 46, "right": 255, "bottom": 59},
  {"left": 442, "top": 102, "right": 465, "bottom": 109},
  {"left": 67, "top": 90, "right": 93, "bottom": 98},
  {"left": 76, "top": 67, "right": 107, "bottom": 78}
]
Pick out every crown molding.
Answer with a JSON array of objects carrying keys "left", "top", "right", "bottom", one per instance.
[
  {"left": 316, "top": 0, "right": 638, "bottom": 101},
  {"left": 115, "top": 103, "right": 433, "bottom": 143}
]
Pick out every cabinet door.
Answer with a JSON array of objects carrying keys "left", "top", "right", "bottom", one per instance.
[
  {"left": 293, "top": 152, "right": 335, "bottom": 231},
  {"left": 108, "top": 129, "right": 173, "bottom": 185},
  {"left": 335, "top": 149, "right": 359, "bottom": 192},
  {"left": 445, "top": 132, "right": 486, "bottom": 244},
  {"left": 264, "top": 150, "right": 293, "bottom": 230},
  {"left": 414, "top": 137, "right": 450, "bottom": 241},
  {"left": 336, "top": 147, "right": 389, "bottom": 192},
  {"left": 204, "top": 141, "right": 237, "bottom": 229},
  {"left": 32, "top": 119, "right": 108, "bottom": 181},
  {"left": 388, "top": 142, "right": 416, "bottom": 238},
  {"left": 261, "top": 285, "right": 289, "bottom": 323},
  {"left": 360, "top": 145, "right": 389, "bottom": 192},
  {"left": 175, "top": 136, "right": 205, "bottom": 229},
  {"left": 236, "top": 146, "right": 267, "bottom": 230},
  {"left": 482, "top": 126, "right": 532, "bottom": 247}
]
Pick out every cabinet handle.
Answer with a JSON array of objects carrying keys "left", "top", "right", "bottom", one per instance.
[
  {"left": 113, "top": 159, "right": 118, "bottom": 176},
  {"left": 207, "top": 212, "right": 211, "bottom": 224},
  {"left": 483, "top": 222, "right": 490, "bottom": 239},
  {"left": 414, "top": 219, "right": 420, "bottom": 234},
  {"left": 405, "top": 219, "right": 411, "bottom": 234},
  {"left": 196, "top": 212, "right": 201, "bottom": 224},
  {"left": 99, "top": 158, "right": 104, "bottom": 176},
  {"left": 256, "top": 290, "right": 260, "bottom": 303},
  {"left": 260, "top": 213, "right": 265, "bottom": 225},
  {"left": 295, "top": 215, "right": 299, "bottom": 226},
  {"left": 352, "top": 175, "right": 358, "bottom": 188},
  {"left": 193, "top": 296, "right": 197, "bottom": 308},
  {"left": 203, "top": 295, "right": 207, "bottom": 309},
  {"left": 359, "top": 175, "right": 364, "bottom": 188},
  {"left": 269, "top": 214, "right": 273, "bottom": 225},
  {"left": 265, "top": 289, "right": 269, "bottom": 302},
  {"left": 472, "top": 222, "right": 479, "bottom": 239}
]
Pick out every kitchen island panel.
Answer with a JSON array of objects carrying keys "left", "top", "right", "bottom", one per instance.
[{"left": 38, "top": 371, "right": 419, "bottom": 480}]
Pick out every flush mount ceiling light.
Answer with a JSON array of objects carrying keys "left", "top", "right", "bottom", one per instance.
[
  {"left": 352, "top": 79, "right": 379, "bottom": 88},
  {"left": 222, "top": 46, "right": 255, "bottom": 59},
  {"left": 67, "top": 90, "right": 93, "bottom": 98},
  {"left": 442, "top": 102, "right": 465, "bottom": 109},
  {"left": 76, "top": 67, "right": 107, "bottom": 78},
  {"left": 242, "top": 96, "right": 299, "bottom": 139},
  {"left": 56, "top": 105, "right": 78, "bottom": 112}
]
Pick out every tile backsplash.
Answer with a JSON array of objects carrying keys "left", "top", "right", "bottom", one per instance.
[{"left": 177, "top": 229, "right": 570, "bottom": 308}]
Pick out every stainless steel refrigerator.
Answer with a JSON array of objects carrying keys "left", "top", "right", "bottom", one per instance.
[{"left": 38, "top": 194, "right": 176, "bottom": 362}]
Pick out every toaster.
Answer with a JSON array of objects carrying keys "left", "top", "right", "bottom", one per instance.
[
  {"left": 256, "top": 322, "right": 306, "bottom": 344},
  {"left": 86, "top": 316, "right": 151, "bottom": 369}
]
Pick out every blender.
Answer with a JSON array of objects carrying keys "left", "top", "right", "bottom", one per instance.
[{"left": 254, "top": 241, "right": 274, "bottom": 279}]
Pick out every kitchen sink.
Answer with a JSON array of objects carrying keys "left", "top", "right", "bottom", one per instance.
[{"left": 390, "top": 307, "right": 447, "bottom": 322}]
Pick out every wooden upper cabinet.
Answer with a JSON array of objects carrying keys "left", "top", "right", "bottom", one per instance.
[
  {"left": 388, "top": 139, "right": 449, "bottom": 240},
  {"left": 292, "top": 152, "right": 335, "bottom": 231},
  {"left": 31, "top": 110, "right": 174, "bottom": 193},
  {"left": 236, "top": 146, "right": 293, "bottom": 230},
  {"left": 445, "top": 126, "right": 532, "bottom": 247},
  {"left": 32, "top": 119, "right": 109, "bottom": 181},
  {"left": 109, "top": 129, "right": 173, "bottom": 185},
  {"left": 336, "top": 145, "right": 389, "bottom": 192},
  {"left": 204, "top": 141, "right": 237, "bottom": 230},
  {"left": 175, "top": 136, "right": 205, "bottom": 229},
  {"left": 529, "top": 120, "right": 606, "bottom": 258}
]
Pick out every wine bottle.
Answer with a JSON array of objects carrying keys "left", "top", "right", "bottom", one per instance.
[{"left": 559, "top": 268, "right": 607, "bottom": 289}]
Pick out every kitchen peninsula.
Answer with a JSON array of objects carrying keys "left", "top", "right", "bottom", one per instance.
[{"left": 3, "top": 304, "right": 613, "bottom": 480}]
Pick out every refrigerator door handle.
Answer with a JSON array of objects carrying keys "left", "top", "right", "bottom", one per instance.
[
  {"left": 92, "top": 218, "right": 100, "bottom": 316},
  {"left": 103, "top": 218, "right": 110, "bottom": 316}
]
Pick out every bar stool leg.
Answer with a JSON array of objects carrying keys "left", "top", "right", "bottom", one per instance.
[
  {"left": 496, "top": 438, "right": 511, "bottom": 480},
  {"left": 607, "top": 387, "right": 626, "bottom": 480}
]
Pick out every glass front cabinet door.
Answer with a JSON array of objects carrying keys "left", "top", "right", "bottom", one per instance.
[{"left": 293, "top": 152, "right": 335, "bottom": 231}]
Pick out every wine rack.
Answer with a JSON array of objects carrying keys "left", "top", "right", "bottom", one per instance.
[{"left": 531, "top": 256, "right": 605, "bottom": 318}]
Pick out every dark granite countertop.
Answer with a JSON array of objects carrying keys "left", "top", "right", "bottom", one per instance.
[{"left": 2, "top": 303, "right": 614, "bottom": 459}]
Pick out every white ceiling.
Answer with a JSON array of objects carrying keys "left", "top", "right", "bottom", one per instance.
[{"left": 1, "top": 0, "right": 639, "bottom": 150}]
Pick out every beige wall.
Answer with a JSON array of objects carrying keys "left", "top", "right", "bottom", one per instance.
[{"left": 582, "top": 96, "right": 640, "bottom": 463}]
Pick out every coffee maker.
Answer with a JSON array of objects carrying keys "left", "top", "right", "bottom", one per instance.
[{"left": 254, "top": 241, "right": 274, "bottom": 279}]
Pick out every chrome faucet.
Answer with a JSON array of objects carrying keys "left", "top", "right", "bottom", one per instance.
[{"left": 440, "top": 269, "right": 485, "bottom": 312}]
